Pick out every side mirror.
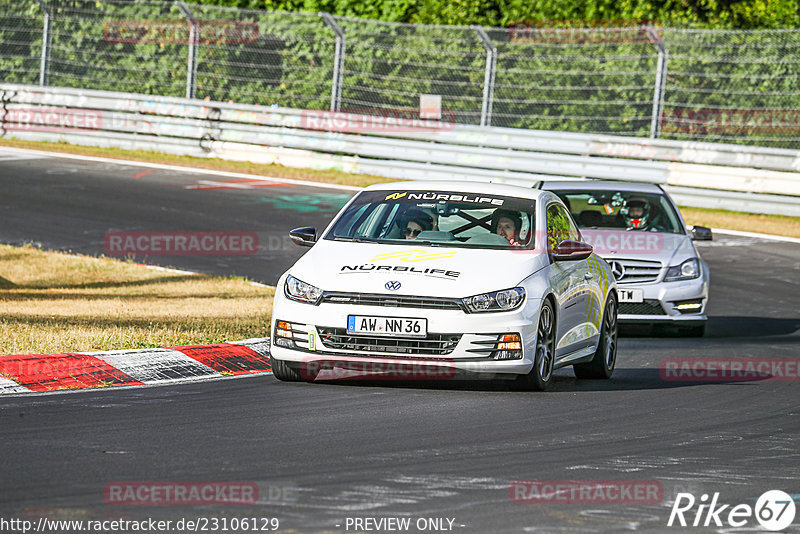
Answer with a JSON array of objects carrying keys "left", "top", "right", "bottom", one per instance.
[
  {"left": 553, "top": 240, "right": 593, "bottom": 261},
  {"left": 690, "top": 226, "right": 713, "bottom": 241},
  {"left": 289, "top": 227, "right": 317, "bottom": 247}
]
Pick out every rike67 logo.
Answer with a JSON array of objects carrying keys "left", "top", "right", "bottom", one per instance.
[{"left": 668, "top": 490, "right": 796, "bottom": 531}]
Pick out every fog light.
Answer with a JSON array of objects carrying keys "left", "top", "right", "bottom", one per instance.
[
  {"left": 498, "top": 334, "right": 522, "bottom": 351},
  {"left": 274, "top": 320, "right": 295, "bottom": 344},
  {"left": 674, "top": 299, "right": 703, "bottom": 314},
  {"left": 274, "top": 337, "right": 294, "bottom": 348},
  {"left": 494, "top": 333, "right": 522, "bottom": 360}
]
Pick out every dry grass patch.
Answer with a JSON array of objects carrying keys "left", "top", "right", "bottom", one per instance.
[
  {"left": 0, "top": 244, "right": 274, "bottom": 355},
  {"left": 679, "top": 206, "right": 800, "bottom": 239}
]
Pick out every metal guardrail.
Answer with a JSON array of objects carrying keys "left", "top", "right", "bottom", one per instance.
[{"left": 2, "top": 84, "right": 799, "bottom": 216}]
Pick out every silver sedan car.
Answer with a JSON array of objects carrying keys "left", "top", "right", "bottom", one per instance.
[{"left": 538, "top": 181, "right": 710, "bottom": 337}]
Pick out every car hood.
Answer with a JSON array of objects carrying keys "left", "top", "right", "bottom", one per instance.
[
  {"left": 287, "top": 241, "right": 550, "bottom": 296},
  {"left": 580, "top": 229, "right": 695, "bottom": 265}
]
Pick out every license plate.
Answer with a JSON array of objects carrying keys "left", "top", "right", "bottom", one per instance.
[
  {"left": 618, "top": 288, "right": 644, "bottom": 303},
  {"left": 347, "top": 315, "right": 427, "bottom": 338}
]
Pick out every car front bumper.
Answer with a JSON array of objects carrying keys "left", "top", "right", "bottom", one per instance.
[
  {"left": 617, "top": 274, "right": 708, "bottom": 324},
  {"left": 270, "top": 294, "right": 542, "bottom": 378}
]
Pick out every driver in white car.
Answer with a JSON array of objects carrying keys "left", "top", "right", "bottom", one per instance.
[{"left": 491, "top": 209, "right": 523, "bottom": 246}]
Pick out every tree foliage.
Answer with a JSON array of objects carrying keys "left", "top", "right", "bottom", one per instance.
[{"left": 195, "top": 0, "right": 800, "bottom": 28}]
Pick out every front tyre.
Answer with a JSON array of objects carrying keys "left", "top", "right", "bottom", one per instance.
[
  {"left": 513, "top": 301, "right": 555, "bottom": 391},
  {"left": 270, "top": 356, "right": 306, "bottom": 382},
  {"left": 574, "top": 293, "right": 618, "bottom": 380}
]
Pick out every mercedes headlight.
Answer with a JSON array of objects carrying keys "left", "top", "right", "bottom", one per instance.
[
  {"left": 284, "top": 275, "right": 323, "bottom": 305},
  {"left": 463, "top": 287, "right": 525, "bottom": 313},
  {"left": 664, "top": 258, "right": 700, "bottom": 282}
]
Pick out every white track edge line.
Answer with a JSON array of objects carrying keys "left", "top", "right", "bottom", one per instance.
[
  {"left": 0, "top": 146, "right": 361, "bottom": 191},
  {"left": 710, "top": 228, "right": 800, "bottom": 244},
  {"left": 132, "top": 263, "right": 272, "bottom": 288},
  {"left": 4, "top": 148, "right": 800, "bottom": 243},
  {"left": 0, "top": 371, "right": 273, "bottom": 398}
]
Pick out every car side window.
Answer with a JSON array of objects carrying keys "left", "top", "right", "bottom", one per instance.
[
  {"left": 563, "top": 205, "right": 581, "bottom": 242},
  {"left": 546, "top": 203, "right": 571, "bottom": 252},
  {"left": 546, "top": 202, "right": 580, "bottom": 253}
]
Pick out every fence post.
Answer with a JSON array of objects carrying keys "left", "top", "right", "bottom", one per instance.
[
  {"left": 320, "top": 13, "right": 345, "bottom": 112},
  {"left": 472, "top": 26, "right": 497, "bottom": 128},
  {"left": 647, "top": 26, "right": 668, "bottom": 139},
  {"left": 33, "top": 0, "right": 52, "bottom": 87},
  {"left": 176, "top": 1, "right": 198, "bottom": 100}
]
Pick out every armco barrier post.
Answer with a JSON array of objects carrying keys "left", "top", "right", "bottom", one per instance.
[
  {"left": 33, "top": 0, "right": 52, "bottom": 87},
  {"left": 321, "top": 13, "right": 345, "bottom": 112},
  {"left": 176, "top": 1, "right": 199, "bottom": 100},
  {"left": 472, "top": 26, "right": 497, "bottom": 128},
  {"left": 648, "top": 26, "right": 668, "bottom": 139}
]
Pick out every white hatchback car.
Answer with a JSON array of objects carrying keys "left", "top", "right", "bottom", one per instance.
[{"left": 270, "top": 181, "right": 619, "bottom": 390}]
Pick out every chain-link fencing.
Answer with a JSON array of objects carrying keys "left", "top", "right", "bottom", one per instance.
[
  {"left": 1, "top": 0, "right": 799, "bottom": 147},
  {"left": 663, "top": 29, "right": 800, "bottom": 147}
]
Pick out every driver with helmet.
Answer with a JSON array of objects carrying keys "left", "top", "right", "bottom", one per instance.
[{"left": 624, "top": 197, "right": 651, "bottom": 230}]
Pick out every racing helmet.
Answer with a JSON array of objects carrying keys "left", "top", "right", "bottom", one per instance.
[{"left": 624, "top": 197, "right": 650, "bottom": 229}]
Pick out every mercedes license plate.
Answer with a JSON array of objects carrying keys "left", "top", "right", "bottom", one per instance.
[{"left": 618, "top": 288, "right": 644, "bottom": 303}]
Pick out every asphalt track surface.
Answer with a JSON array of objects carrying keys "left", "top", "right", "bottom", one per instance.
[
  {"left": 0, "top": 150, "right": 355, "bottom": 284},
  {"left": 1, "top": 149, "right": 799, "bottom": 533}
]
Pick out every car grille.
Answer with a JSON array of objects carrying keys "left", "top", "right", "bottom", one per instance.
[
  {"left": 619, "top": 299, "right": 666, "bottom": 316},
  {"left": 320, "top": 292, "right": 464, "bottom": 311},
  {"left": 317, "top": 327, "right": 461, "bottom": 356},
  {"left": 607, "top": 258, "right": 662, "bottom": 284}
]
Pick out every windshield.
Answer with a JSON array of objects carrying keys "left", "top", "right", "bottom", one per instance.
[
  {"left": 549, "top": 190, "right": 684, "bottom": 234},
  {"left": 325, "top": 190, "right": 536, "bottom": 249}
]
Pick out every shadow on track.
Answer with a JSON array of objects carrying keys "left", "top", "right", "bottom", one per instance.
[
  {"left": 621, "top": 316, "right": 800, "bottom": 339},
  {"left": 289, "top": 367, "right": 769, "bottom": 393},
  {"left": 705, "top": 316, "right": 800, "bottom": 338}
]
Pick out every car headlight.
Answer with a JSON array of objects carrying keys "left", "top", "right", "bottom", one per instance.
[
  {"left": 463, "top": 287, "right": 525, "bottom": 313},
  {"left": 664, "top": 258, "right": 700, "bottom": 282},
  {"left": 284, "top": 275, "right": 323, "bottom": 305}
]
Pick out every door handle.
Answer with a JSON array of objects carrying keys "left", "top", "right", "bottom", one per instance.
[{"left": 584, "top": 272, "right": 594, "bottom": 280}]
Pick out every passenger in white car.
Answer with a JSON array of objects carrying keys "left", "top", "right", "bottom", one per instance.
[{"left": 402, "top": 209, "right": 434, "bottom": 239}]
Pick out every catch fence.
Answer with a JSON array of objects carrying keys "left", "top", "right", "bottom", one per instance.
[{"left": 1, "top": 0, "right": 799, "bottom": 147}]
